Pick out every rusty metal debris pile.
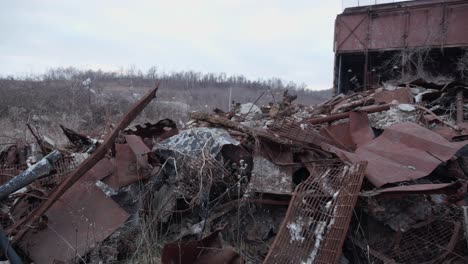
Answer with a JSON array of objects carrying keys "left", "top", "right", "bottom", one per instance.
[{"left": 0, "top": 80, "right": 468, "bottom": 263}]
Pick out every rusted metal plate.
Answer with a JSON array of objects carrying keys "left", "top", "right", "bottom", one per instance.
[
  {"left": 374, "top": 88, "right": 413, "bottom": 104},
  {"left": 124, "top": 118, "right": 179, "bottom": 144},
  {"left": 264, "top": 162, "right": 366, "bottom": 264},
  {"left": 162, "top": 229, "right": 243, "bottom": 264},
  {"left": 321, "top": 122, "right": 355, "bottom": 150},
  {"left": 102, "top": 143, "right": 149, "bottom": 189},
  {"left": 269, "top": 123, "right": 346, "bottom": 150},
  {"left": 323, "top": 122, "right": 468, "bottom": 187},
  {"left": 19, "top": 165, "right": 129, "bottom": 264},
  {"left": 349, "top": 112, "right": 374, "bottom": 147},
  {"left": 124, "top": 134, "right": 151, "bottom": 155}
]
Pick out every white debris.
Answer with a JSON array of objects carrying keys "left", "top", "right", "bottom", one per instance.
[
  {"left": 239, "top": 103, "right": 262, "bottom": 121},
  {"left": 301, "top": 221, "right": 327, "bottom": 264},
  {"left": 368, "top": 106, "right": 419, "bottom": 129},
  {"left": 397, "top": 104, "right": 416, "bottom": 112},
  {"left": 287, "top": 217, "right": 307, "bottom": 243},
  {"left": 95, "top": 181, "right": 118, "bottom": 197}
]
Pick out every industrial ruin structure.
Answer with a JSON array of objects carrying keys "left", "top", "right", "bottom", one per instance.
[{"left": 334, "top": 0, "right": 468, "bottom": 94}]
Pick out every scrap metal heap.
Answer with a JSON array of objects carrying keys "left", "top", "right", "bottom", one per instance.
[{"left": 0, "top": 79, "right": 468, "bottom": 263}]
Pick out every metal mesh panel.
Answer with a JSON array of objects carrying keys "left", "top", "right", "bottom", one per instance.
[
  {"left": 352, "top": 202, "right": 467, "bottom": 264},
  {"left": 264, "top": 162, "right": 366, "bottom": 264}
]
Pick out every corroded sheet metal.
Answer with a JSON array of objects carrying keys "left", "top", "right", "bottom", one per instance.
[
  {"left": 269, "top": 123, "right": 342, "bottom": 150},
  {"left": 124, "top": 118, "right": 178, "bottom": 143},
  {"left": 124, "top": 134, "right": 151, "bottom": 155},
  {"left": 264, "top": 162, "right": 366, "bottom": 264},
  {"left": 102, "top": 144, "right": 149, "bottom": 189},
  {"left": 19, "top": 161, "right": 129, "bottom": 264},
  {"left": 349, "top": 112, "right": 374, "bottom": 147},
  {"left": 323, "top": 122, "right": 468, "bottom": 187}
]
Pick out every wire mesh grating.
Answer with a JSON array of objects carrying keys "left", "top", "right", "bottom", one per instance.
[{"left": 263, "top": 162, "right": 366, "bottom": 264}]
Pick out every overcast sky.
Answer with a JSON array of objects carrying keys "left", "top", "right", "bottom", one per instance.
[{"left": 0, "top": 0, "right": 403, "bottom": 90}]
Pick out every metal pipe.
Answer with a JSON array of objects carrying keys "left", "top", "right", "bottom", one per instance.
[
  {"left": 457, "top": 88, "right": 464, "bottom": 125},
  {"left": 0, "top": 150, "right": 61, "bottom": 201}
]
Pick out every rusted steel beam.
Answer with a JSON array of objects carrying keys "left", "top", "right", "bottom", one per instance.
[
  {"left": 457, "top": 89, "right": 464, "bottom": 125},
  {"left": 306, "top": 104, "right": 391, "bottom": 125},
  {"left": 190, "top": 112, "right": 292, "bottom": 146},
  {"left": 10, "top": 85, "right": 159, "bottom": 243},
  {"left": 26, "top": 123, "right": 46, "bottom": 155},
  {"left": 0, "top": 150, "right": 61, "bottom": 201},
  {"left": 414, "top": 104, "right": 460, "bottom": 131}
]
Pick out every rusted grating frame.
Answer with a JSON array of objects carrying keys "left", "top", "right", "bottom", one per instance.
[
  {"left": 0, "top": 164, "right": 27, "bottom": 185},
  {"left": 264, "top": 162, "right": 366, "bottom": 264},
  {"left": 269, "top": 123, "right": 351, "bottom": 151}
]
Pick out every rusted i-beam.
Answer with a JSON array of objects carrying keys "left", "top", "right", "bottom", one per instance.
[{"left": 10, "top": 85, "right": 159, "bottom": 243}]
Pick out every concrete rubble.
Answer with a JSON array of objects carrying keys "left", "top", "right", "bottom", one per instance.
[{"left": 0, "top": 79, "right": 467, "bottom": 264}]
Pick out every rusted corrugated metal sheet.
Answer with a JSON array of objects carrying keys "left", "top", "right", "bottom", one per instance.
[
  {"left": 335, "top": 0, "right": 468, "bottom": 53},
  {"left": 263, "top": 162, "right": 366, "bottom": 264},
  {"left": 323, "top": 122, "right": 468, "bottom": 187}
]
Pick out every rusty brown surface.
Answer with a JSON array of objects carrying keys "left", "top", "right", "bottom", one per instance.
[
  {"left": 102, "top": 143, "right": 150, "bottom": 189},
  {"left": 268, "top": 123, "right": 348, "bottom": 151},
  {"left": 374, "top": 87, "right": 413, "bottom": 105},
  {"left": 307, "top": 104, "right": 392, "bottom": 125},
  {"left": 323, "top": 122, "right": 468, "bottom": 187},
  {"left": 10, "top": 86, "right": 159, "bottom": 243},
  {"left": 335, "top": 0, "right": 468, "bottom": 53},
  {"left": 124, "top": 118, "right": 179, "bottom": 143},
  {"left": 19, "top": 160, "right": 129, "bottom": 264},
  {"left": 349, "top": 111, "right": 374, "bottom": 147},
  {"left": 321, "top": 122, "right": 355, "bottom": 150},
  {"left": 124, "top": 134, "right": 151, "bottom": 155},
  {"left": 263, "top": 162, "right": 366, "bottom": 264}
]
